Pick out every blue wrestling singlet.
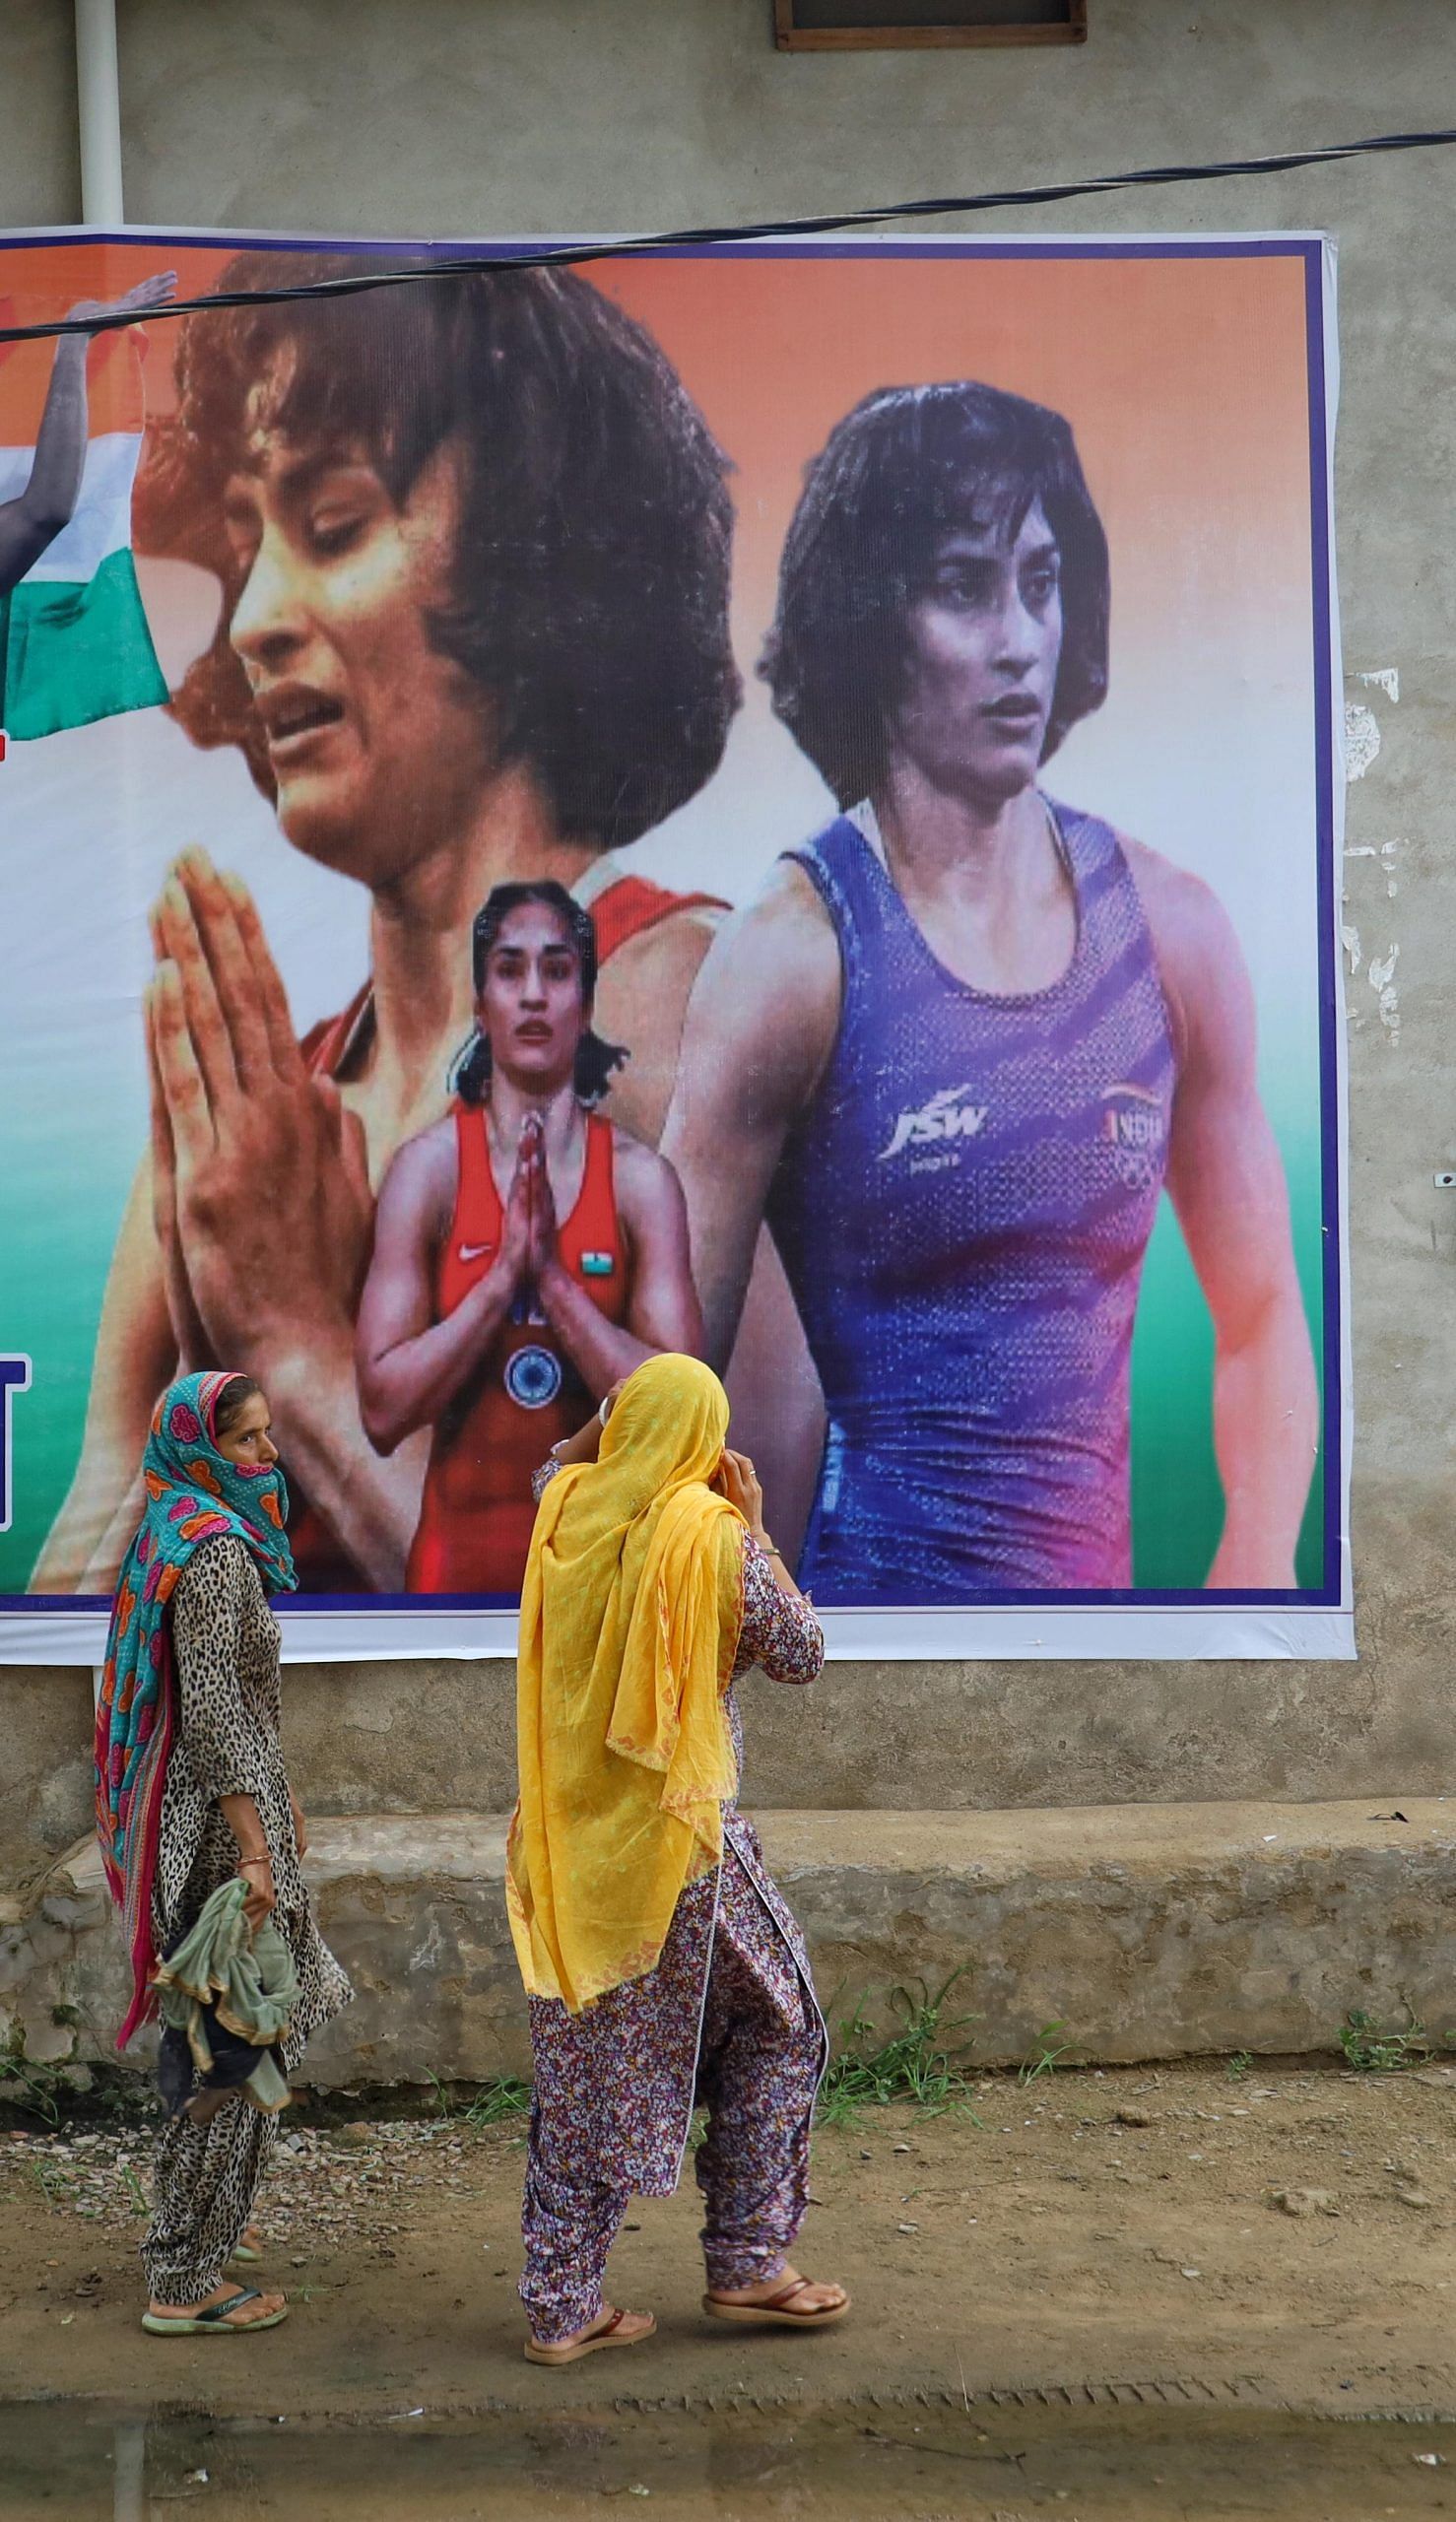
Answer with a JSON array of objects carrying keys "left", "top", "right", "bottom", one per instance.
[{"left": 766, "top": 801, "right": 1178, "bottom": 1604}]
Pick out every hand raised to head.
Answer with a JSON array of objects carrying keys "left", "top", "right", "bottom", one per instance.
[{"left": 713, "top": 1446, "right": 764, "bottom": 1536}]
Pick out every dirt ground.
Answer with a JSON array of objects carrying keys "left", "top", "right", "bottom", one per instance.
[{"left": 3, "top": 2054, "right": 1455, "bottom": 2441}]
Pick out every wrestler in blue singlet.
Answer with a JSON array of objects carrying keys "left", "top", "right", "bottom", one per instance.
[{"left": 766, "top": 799, "right": 1178, "bottom": 1604}]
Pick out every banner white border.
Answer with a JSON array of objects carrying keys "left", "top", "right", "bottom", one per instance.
[{"left": 1, "top": 1601, "right": 1355, "bottom": 1665}]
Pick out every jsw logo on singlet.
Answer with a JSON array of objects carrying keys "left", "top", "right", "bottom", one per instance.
[{"left": 878, "top": 1084, "right": 988, "bottom": 1164}]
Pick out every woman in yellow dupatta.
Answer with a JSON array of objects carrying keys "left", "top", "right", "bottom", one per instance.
[{"left": 509, "top": 1353, "right": 849, "bottom": 2364}]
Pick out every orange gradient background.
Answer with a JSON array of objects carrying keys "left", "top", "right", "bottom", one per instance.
[{"left": 0, "top": 236, "right": 1315, "bottom": 724}]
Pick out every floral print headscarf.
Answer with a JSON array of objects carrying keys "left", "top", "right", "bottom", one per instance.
[{"left": 94, "top": 1370, "right": 295, "bottom": 2047}]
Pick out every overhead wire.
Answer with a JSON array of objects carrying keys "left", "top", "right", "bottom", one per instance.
[{"left": 0, "top": 121, "right": 1453, "bottom": 344}]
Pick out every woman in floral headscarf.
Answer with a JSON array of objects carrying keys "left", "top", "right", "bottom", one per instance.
[{"left": 95, "top": 1368, "right": 350, "bottom": 2337}]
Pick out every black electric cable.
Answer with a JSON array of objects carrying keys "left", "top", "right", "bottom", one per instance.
[{"left": 1, "top": 120, "right": 1453, "bottom": 345}]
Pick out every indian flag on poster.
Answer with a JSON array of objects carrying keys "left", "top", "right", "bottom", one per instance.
[{"left": 0, "top": 308, "right": 167, "bottom": 742}]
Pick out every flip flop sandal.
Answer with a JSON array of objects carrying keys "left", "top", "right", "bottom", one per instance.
[
  {"left": 703, "top": 2277, "right": 849, "bottom": 2329},
  {"left": 524, "top": 2307, "right": 656, "bottom": 2366},
  {"left": 230, "top": 2234, "right": 263, "bottom": 2264},
  {"left": 142, "top": 2288, "right": 289, "bottom": 2337}
]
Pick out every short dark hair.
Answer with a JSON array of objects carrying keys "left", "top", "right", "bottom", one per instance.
[
  {"left": 760, "top": 381, "right": 1110, "bottom": 810},
  {"left": 212, "top": 1373, "right": 264, "bottom": 1439},
  {"left": 453, "top": 880, "right": 626, "bottom": 1108},
  {"left": 134, "top": 253, "right": 741, "bottom": 854}
]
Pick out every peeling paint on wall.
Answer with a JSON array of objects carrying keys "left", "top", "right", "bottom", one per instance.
[
  {"left": 1344, "top": 701, "right": 1381, "bottom": 783},
  {"left": 1343, "top": 814, "right": 1405, "bottom": 1037},
  {"left": 1346, "top": 838, "right": 1403, "bottom": 901},
  {"left": 1368, "top": 942, "right": 1400, "bottom": 1044},
  {"left": 1344, "top": 669, "right": 1398, "bottom": 787}
]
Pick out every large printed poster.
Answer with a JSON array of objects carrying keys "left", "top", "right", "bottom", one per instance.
[{"left": 0, "top": 228, "right": 1350, "bottom": 1661}]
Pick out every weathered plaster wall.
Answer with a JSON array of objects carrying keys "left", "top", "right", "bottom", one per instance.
[
  {"left": 2, "top": 0, "right": 1453, "bottom": 1882},
  {"left": 11, "top": 1802, "right": 1456, "bottom": 2083},
  {"left": 1, "top": 1636, "right": 1445, "bottom": 1893},
  {"left": 0, "top": 1, "right": 78, "bottom": 229}
]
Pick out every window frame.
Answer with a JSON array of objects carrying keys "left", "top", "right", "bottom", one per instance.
[{"left": 772, "top": 0, "right": 1087, "bottom": 49}]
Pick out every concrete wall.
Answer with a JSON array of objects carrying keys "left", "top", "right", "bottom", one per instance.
[
  {"left": 0, "top": 1640, "right": 1438, "bottom": 1893},
  {"left": 1, "top": 2, "right": 77, "bottom": 227},
  {"left": 3, "top": 0, "right": 1455, "bottom": 1885},
  {"left": 12, "top": 1802, "right": 1456, "bottom": 2081}
]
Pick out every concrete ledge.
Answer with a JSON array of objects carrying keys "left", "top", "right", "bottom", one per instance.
[
  {"left": 5, "top": 1800, "right": 1455, "bottom": 2086},
  {"left": 14, "top": 1650, "right": 1456, "bottom": 1885}
]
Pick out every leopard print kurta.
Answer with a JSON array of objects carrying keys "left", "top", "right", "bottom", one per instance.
[{"left": 141, "top": 1535, "right": 351, "bottom": 2305}]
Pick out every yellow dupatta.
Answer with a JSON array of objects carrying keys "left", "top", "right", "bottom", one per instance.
[{"left": 506, "top": 1354, "right": 745, "bottom": 2013}]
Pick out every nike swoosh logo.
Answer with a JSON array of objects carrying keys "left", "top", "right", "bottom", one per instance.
[{"left": 457, "top": 1242, "right": 494, "bottom": 1263}]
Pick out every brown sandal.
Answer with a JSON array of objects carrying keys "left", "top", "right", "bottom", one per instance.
[
  {"left": 523, "top": 2306, "right": 656, "bottom": 2366},
  {"left": 703, "top": 2276, "right": 849, "bottom": 2329}
]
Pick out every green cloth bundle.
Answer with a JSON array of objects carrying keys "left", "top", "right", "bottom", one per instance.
[{"left": 152, "top": 1878, "right": 299, "bottom": 2118}]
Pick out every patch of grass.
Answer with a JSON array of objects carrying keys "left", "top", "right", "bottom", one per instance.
[
  {"left": 1017, "top": 2021, "right": 1078, "bottom": 2088},
  {"left": 1225, "top": 2051, "right": 1253, "bottom": 2082},
  {"left": 0, "top": 2051, "right": 67, "bottom": 2129},
  {"left": 118, "top": 2164, "right": 148, "bottom": 2218},
  {"left": 424, "top": 2071, "right": 532, "bottom": 2128},
  {"left": 1339, "top": 2010, "right": 1433, "bottom": 2074},
  {"left": 31, "top": 2159, "right": 74, "bottom": 2209},
  {"left": 0, "top": 2035, "right": 146, "bottom": 2132},
  {"left": 817, "top": 1973, "right": 982, "bottom": 2127},
  {"left": 458, "top": 2079, "right": 532, "bottom": 2128}
]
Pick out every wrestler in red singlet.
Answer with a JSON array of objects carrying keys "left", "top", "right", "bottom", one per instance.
[
  {"left": 405, "top": 1106, "right": 628, "bottom": 1594},
  {"left": 291, "top": 867, "right": 722, "bottom": 1593},
  {"left": 355, "top": 878, "right": 706, "bottom": 1600}
]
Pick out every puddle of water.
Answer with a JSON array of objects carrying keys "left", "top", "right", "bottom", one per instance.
[{"left": 1, "top": 2401, "right": 1453, "bottom": 2520}]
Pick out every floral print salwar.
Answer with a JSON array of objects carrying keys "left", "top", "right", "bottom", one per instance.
[{"left": 519, "top": 1494, "right": 827, "bottom": 2344}]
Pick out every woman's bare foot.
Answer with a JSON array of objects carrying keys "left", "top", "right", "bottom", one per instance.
[{"left": 146, "top": 2282, "right": 286, "bottom": 2329}]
